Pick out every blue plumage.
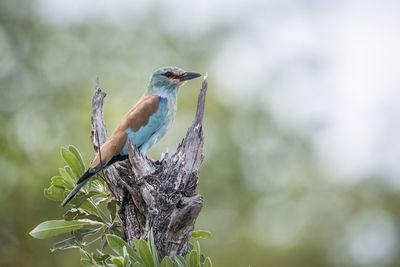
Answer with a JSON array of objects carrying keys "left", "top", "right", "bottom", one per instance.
[
  {"left": 61, "top": 66, "right": 201, "bottom": 207},
  {"left": 122, "top": 96, "right": 168, "bottom": 154}
]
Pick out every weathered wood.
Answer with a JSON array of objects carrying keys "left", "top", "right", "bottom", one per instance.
[
  {"left": 90, "top": 77, "right": 208, "bottom": 258},
  {"left": 90, "top": 77, "right": 125, "bottom": 205}
]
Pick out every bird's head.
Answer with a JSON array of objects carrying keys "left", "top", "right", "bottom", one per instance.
[{"left": 148, "top": 66, "right": 201, "bottom": 94}]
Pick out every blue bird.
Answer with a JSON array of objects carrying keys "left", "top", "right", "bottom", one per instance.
[{"left": 61, "top": 67, "right": 201, "bottom": 207}]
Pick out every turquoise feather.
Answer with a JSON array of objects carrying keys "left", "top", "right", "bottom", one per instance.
[
  {"left": 61, "top": 66, "right": 201, "bottom": 207},
  {"left": 122, "top": 96, "right": 168, "bottom": 154}
]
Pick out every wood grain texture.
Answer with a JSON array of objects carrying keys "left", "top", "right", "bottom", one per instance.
[
  {"left": 90, "top": 78, "right": 124, "bottom": 205},
  {"left": 89, "top": 77, "right": 208, "bottom": 258}
]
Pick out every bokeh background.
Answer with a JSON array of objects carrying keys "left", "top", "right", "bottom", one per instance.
[{"left": 1, "top": 0, "right": 400, "bottom": 266}]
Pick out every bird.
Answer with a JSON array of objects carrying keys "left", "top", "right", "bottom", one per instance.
[{"left": 61, "top": 66, "right": 201, "bottom": 207}]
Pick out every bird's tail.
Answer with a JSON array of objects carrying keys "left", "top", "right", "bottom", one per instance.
[
  {"left": 61, "top": 154, "right": 128, "bottom": 207},
  {"left": 61, "top": 169, "right": 94, "bottom": 207}
]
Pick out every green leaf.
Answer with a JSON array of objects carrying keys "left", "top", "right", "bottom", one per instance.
[
  {"left": 94, "top": 196, "right": 108, "bottom": 205},
  {"left": 189, "top": 250, "right": 199, "bottom": 267},
  {"left": 80, "top": 248, "right": 90, "bottom": 260},
  {"left": 80, "top": 259, "right": 93, "bottom": 266},
  {"left": 59, "top": 167, "right": 76, "bottom": 184},
  {"left": 51, "top": 236, "right": 79, "bottom": 251},
  {"left": 193, "top": 241, "right": 200, "bottom": 264},
  {"left": 133, "top": 237, "right": 140, "bottom": 254},
  {"left": 89, "top": 179, "right": 105, "bottom": 193},
  {"left": 64, "top": 208, "right": 88, "bottom": 221},
  {"left": 132, "top": 262, "right": 141, "bottom": 267},
  {"left": 112, "top": 256, "right": 124, "bottom": 267},
  {"left": 68, "top": 145, "right": 85, "bottom": 173},
  {"left": 80, "top": 248, "right": 104, "bottom": 266},
  {"left": 175, "top": 256, "right": 187, "bottom": 267},
  {"left": 44, "top": 185, "right": 65, "bottom": 201},
  {"left": 200, "top": 255, "right": 205, "bottom": 265},
  {"left": 148, "top": 230, "right": 159, "bottom": 267},
  {"left": 80, "top": 248, "right": 96, "bottom": 266},
  {"left": 64, "top": 166, "right": 77, "bottom": 182},
  {"left": 73, "top": 228, "right": 102, "bottom": 241},
  {"left": 106, "top": 234, "right": 143, "bottom": 264},
  {"left": 191, "top": 231, "right": 211, "bottom": 239},
  {"left": 53, "top": 228, "right": 102, "bottom": 252},
  {"left": 64, "top": 208, "right": 103, "bottom": 223},
  {"left": 138, "top": 239, "right": 154, "bottom": 267},
  {"left": 202, "top": 257, "right": 212, "bottom": 267},
  {"left": 187, "top": 242, "right": 193, "bottom": 253},
  {"left": 61, "top": 147, "right": 83, "bottom": 178},
  {"left": 107, "top": 201, "right": 117, "bottom": 222},
  {"left": 109, "top": 223, "right": 122, "bottom": 237},
  {"left": 160, "top": 257, "right": 174, "bottom": 267},
  {"left": 79, "top": 200, "right": 101, "bottom": 217},
  {"left": 51, "top": 176, "right": 73, "bottom": 190},
  {"left": 123, "top": 246, "right": 130, "bottom": 267},
  {"left": 93, "top": 252, "right": 111, "bottom": 264},
  {"left": 29, "top": 219, "right": 102, "bottom": 239},
  {"left": 69, "top": 191, "right": 99, "bottom": 207}
]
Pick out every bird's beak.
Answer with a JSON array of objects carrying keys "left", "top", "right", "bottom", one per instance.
[{"left": 179, "top": 72, "right": 201, "bottom": 81}]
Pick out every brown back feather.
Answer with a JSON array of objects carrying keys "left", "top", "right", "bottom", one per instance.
[{"left": 90, "top": 94, "right": 159, "bottom": 169}]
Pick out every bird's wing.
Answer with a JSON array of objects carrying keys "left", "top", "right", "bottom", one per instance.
[{"left": 89, "top": 94, "right": 167, "bottom": 171}]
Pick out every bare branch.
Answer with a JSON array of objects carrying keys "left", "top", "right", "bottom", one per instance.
[{"left": 90, "top": 78, "right": 125, "bottom": 204}]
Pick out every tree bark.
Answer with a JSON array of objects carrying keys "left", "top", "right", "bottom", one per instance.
[{"left": 89, "top": 77, "right": 208, "bottom": 259}]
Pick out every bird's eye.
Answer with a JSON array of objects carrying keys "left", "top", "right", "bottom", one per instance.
[{"left": 163, "top": 72, "right": 174, "bottom": 78}]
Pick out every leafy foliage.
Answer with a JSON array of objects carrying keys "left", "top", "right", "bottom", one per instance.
[
  {"left": 190, "top": 231, "right": 211, "bottom": 239},
  {"left": 30, "top": 146, "right": 212, "bottom": 266}
]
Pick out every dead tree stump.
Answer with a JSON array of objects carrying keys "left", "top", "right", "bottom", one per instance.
[{"left": 89, "top": 77, "right": 208, "bottom": 259}]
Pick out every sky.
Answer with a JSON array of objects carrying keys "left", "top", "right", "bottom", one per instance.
[{"left": 34, "top": 0, "right": 400, "bottom": 187}]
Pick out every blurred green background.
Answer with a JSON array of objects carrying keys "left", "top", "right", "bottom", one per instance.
[{"left": 1, "top": 0, "right": 400, "bottom": 266}]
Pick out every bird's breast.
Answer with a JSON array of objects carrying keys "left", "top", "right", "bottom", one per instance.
[
  {"left": 166, "top": 96, "right": 177, "bottom": 126},
  {"left": 121, "top": 96, "right": 169, "bottom": 154}
]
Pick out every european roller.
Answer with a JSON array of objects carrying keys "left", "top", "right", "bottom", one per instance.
[{"left": 61, "top": 67, "right": 201, "bottom": 207}]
